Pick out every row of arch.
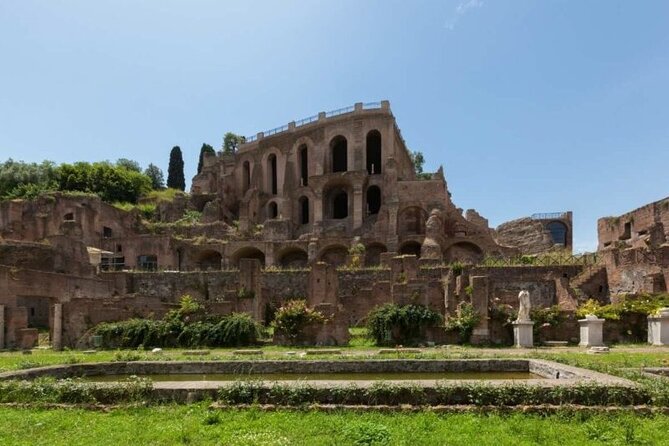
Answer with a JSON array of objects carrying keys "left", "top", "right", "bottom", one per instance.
[
  {"left": 204, "top": 240, "right": 483, "bottom": 270},
  {"left": 241, "top": 130, "right": 383, "bottom": 195},
  {"left": 264, "top": 185, "right": 382, "bottom": 223}
]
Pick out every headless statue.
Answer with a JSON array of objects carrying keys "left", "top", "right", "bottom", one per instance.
[{"left": 516, "top": 290, "right": 531, "bottom": 322}]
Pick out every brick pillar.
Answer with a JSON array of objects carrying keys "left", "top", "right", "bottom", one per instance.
[
  {"left": 470, "top": 276, "right": 490, "bottom": 344},
  {"left": 352, "top": 186, "right": 363, "bottom": 230},
  {"left": 0, "top": 305, "right": 5, "bottom": 350},
  {"left": 52, "top": 304, "right": 63, "bottom": 351}
]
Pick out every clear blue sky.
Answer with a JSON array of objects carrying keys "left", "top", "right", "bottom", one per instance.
[{"left": 1, "top": 1, "right": 668, "bottom": 252}]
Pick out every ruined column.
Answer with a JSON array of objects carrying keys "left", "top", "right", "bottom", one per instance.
[
  {"left": 52, "top": 303, "right": 63, "bottom": 351},
  {"left": 352, "top": 186, "right": 364, "bottom": 230},
  {"left": 0, "top": 305, "right": 5, "bottom": 350},
  {"left": 469, "top": 276, "right": 490, "bottom": 344}
]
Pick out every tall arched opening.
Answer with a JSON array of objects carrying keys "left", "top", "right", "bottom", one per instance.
[
  {"left": 366, "top": 186, "right": 381, "bottom": 215},
  {"left": 299, "top": 145, "right": 308, "bottom": 186},
  {"left": 268, "top": 154, "right": 277, "bottom": 195},
  {"left": 366, "top": 130, "right": 382, "bottom": 174},
  {"left": 330, "top": 136, "right": 348, "bottom": 172}
]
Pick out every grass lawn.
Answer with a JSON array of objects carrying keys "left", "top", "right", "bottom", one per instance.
[
  {"left": 0, "top": 405, "right": 668, "bottom": 446},
  {"left": 1, "top": 341, "right": 668, "bottom": 445}
]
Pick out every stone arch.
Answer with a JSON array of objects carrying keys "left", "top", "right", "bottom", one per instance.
[
  {"left": 330, "top": 135, "right": 348, "bottom": 173},
  {"left": 268, "top": 201, "right": 279, "bottom": 219},
  {"left": 444, "top": 242, "right": 483, "bottom": 264},
  {"left": 546, "top": 221, "right": 568, "bottom": 246},
  {"left": 398, "top": 206, "right": 428, "bottom": 236},
  {"left": 261, "top": 148, "right": 282, "bottom": 195},
  {"left": 365, "top": 242, "right": 387, "bottom": 266},
  {"left": 196, "top": 250, "right": 222, "bottom": 271},
  {"left": 399, "top": 240, "right": 422, "bottom": 258},
  {"left": 277, "top": 247, "right": 309, "bottom": 268},
  {"left": 324, "top": 180, "right": 352, "bottom": 220},
  {"left": 366, "top": 129, "right": 382, "bottom": 175},
  {"left": 230, "top": 246, "right": 266, "bottom": 267},
  {"left": 318, "top": 244, "right": 349, "bottom": 266},
  {"left": 298, "top": 144, "right": 308, "bottom": 187},
  {"left": 366, "top": 185, "right": 381, "bottom": 215}
]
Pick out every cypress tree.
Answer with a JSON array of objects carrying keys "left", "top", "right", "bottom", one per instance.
[
  {"left": 167, "top": 146, "right": 185, "bottom": 191},
  {"left": 197, "top": 143, "right": 215, "bottom": 174}
]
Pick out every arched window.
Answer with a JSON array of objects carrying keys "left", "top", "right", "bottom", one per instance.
[
  {"left": 547, "top": 221, "right": 568, "bottom": 246},
  {"left": 268, "top": 154, "right": 277, "bottom": 195},
  {"left": 366, "top": 130, "right": 382, "bottom": 174},
  {"left": 299, "top": 145, "right": 308, "bottom": 186},
  {"left": 299, "top": 196, "right": 309, "bottom": 224},
  {"left": 268, "top": 202, "right": 278, "bottom": 219},
  {"left": 330, "top": 136, "right": 347, "bottom": 172},
  {"left": 333, "top": 192, "right": 348, "bottom": 219},
  {"left": 366, "top": 186, "right": 381, "bottom": 215},
  {"left": 243, "top": 161, "right": 250, "bottom": 193}
]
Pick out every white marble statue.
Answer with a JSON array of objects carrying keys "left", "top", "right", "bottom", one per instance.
[{"left": 516, "top": 290, "right": 531, "bottom": 322}]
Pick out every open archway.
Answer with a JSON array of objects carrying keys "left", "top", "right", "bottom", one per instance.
[
  {"left": 546, "top": 221, "right": 568, "bottom": 246},
  {"left": 366, "top": 186, "right": 381, "bottom": 215},
  {"left": 399, "top": 241, "right": 422, "bottom": 258},
  {"left": 398, "top": 207, "right": 428, "bottom": 236},
  {"left": 231, "top": 247, "right": 266, "bottom": 267},
  {"left": 278, "top": 248, "right": 309, "bottom": 268},
  {"left": 365, "top": 243, "right": 387, "bottom": 266},
  {"left": 366, "top": 130, "right": 382, "bottom": 174},
  {"left": 268, "top": 154, "right": 278, "bottom": 195},
  {"left": 268, "top": 202, "right": 278, "bottom": 219},
  {"left": 319, "top": 245, "right": 349, "bottom": 266},
  {"left": 330, "top": 136, "right": 348, "bottom": 172},
  {"left": 298, "top": 144, "right": 308, "bottom": 186},
  {"left": 444, "top": 242, "right": 483, "bottom": 264},
  {"left": 196, "top": 250, "right": 222, "bottom": 271},
  {"left": 299, "top": 196, "right": 309, "bottom": 224}
]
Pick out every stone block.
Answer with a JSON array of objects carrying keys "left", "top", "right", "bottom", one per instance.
[
  {"left": 648, "top": 308, "right": 669, "bottom": 346},
  {"left": 579, "top": 315, "right": 605, "bottom": 347},
  {"left": 513, "top": 320, "right": 534, "bottom": 348}
]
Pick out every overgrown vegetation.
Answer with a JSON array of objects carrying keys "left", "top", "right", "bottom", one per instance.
[
  {"left": 0, "top": 159, "right": 153, "bottom": 203},
  {"left": 577, "top": 293, "right": 669, "bottom": 319},
  {"left": 366, "top": 303, "right": 443, "bottom": 346},
  {"left": 445, "top": 302, "right": 481, "bottom": 344},
  {"left": 93, "top": 295, "right": 262, "bottom": 348},
  {"left": 271, "top": 300, "right": 327, "bottom": 343}
]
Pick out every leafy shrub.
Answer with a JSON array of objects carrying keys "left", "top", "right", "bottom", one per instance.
[
  {"left": 445, "top": 302, "right": 481, "bottom": 344},
  {"left": 271, "top": 300, "right": 327, "bottom": 342},
  {"left": 366, "top": 303, "right": 443, "bottom": 346},
  {"left": 343, "top": 421, "right": 391, "bottom": 446},
  {"left": 576, "top": 293, "right": 669, "bottom": 320},
  {"left": 348, "top": 243, "right": 366, "bottom": 269},
  {"left": 450, "top": 261, "right": 464, "bottom": 276},
  {"left": 94, "top": 296, "right": 261, "bottom": 348}
]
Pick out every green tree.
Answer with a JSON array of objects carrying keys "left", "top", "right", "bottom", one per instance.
[
  {"left": 167, "top": 146, "right": 185, "bottom": 191},
  {"left": 222, "top": 132, "right": 246, "bottom": 155},
  {"left": 197, "top": 143, "right": 215, "bottom": 174},
  {"left": 410, "top": 150, "right": 431, "bottom": 180},
  {"left": 144, "top": 163, "right": 165, "bottom": 189},
  {"left": 116, "top": 158, "right": 142, "bottom": 172},
  {"left": 57, "top": 161, "right": 152, "bottom": 203},
  {"left": 0, "top": 159, "right": 59, "bottom": 199}
]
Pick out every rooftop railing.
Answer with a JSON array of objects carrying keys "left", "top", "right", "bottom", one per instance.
[
  {"left": 243, "top": 101, "right": 387, "bottom": 143},
  {"left": 531, "top": 212, "right": 568, "bottom": 220}
]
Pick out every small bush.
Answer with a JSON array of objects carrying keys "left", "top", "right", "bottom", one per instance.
[
  {"left": 271, "top": 300, "right": 327, "bottom": 343},
  {"left": 445, "top": 302, "right": 481, "bottom": 344},
  {"left": 577, "top": 293, "right": 669, "bottom": 320},
  {"left": 366, "top": 303, "right": 443, "bottom": 346}
]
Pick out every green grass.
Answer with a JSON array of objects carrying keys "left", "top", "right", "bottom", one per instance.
[{"left": 0, "top": 405, "right": 667, "bottom": 445}]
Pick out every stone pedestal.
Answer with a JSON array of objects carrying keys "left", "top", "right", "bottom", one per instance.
[
  {"left": 512, "top": 320, "right": 534, "bottom": 348},
  {"left": 579, "top": 314, "right": 605, "bottom": 347},
  {"left": 52, "top": 303, "right": 63, "bottom": 351},
  {"left": 0, "top": 305, "right": 5, "bottom": 350},
  {"left": 648, "top": 308, "right": 669, "bottom": 346}
]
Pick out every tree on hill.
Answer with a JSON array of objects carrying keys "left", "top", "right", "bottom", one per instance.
[
  {"left": 222, "top": 132, "right": 246, "bottom": 155},
  {"left": 410, "top": 150, "right": 432, "bottom": 180},
  {"left": 116, "top": 158, "right": 142, "bottom": 172},
  {"left": 167, "top": 146, "right": 185, "bottom": 191},
  {"left": 197, "top": 143, "right": 215, "bottom": 174},
  {"left": 144, "top": 163, "right": 165, "bottom": 189}
]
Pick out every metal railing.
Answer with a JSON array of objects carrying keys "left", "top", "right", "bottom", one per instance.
[
  {"left": 325, "top": 105, "right": 355, "bottom": 118},
  {"left": 295, "top": 114, "right": 319, "bottom": 127},
  {"left": 479, "top": 252, "right": 599, "bottom": 268},
  {"left": 531, "top": 212, "right": 568, "bottom": 220},
  {"left": 243, "top": 102, "right": 384, "bottom": 143}
]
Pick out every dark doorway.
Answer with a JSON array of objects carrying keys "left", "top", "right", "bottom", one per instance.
[
  {"left": 299, "top": 145, "right": 308, "bottom": 186},
  {"left": 366, "top": 186, "right": 381, "bottom": 215},
  {"left": 366, "top": 130, "right": 382, "bottom": 174},
  {"left": 299, "top": 196, "right": 309, "bottom": 224},
  {"left": 243, "top": 161, "right": 250, "bottom": 192},
  {"left": 333, "top": 192, "right": 348, "bottom": 219},
  {"left": 268, "top": 154, "right": 277, "bottom": 195},
  {"left": 268, "top": 202, "right": 278, "bottom": 219},
  {"left": 331, "top": 136, "right": 347, "bottom": 172}
]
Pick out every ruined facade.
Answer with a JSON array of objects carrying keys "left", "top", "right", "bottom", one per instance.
[{"left": 1, "top": 101, "right": 657, "bottom": 350}]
